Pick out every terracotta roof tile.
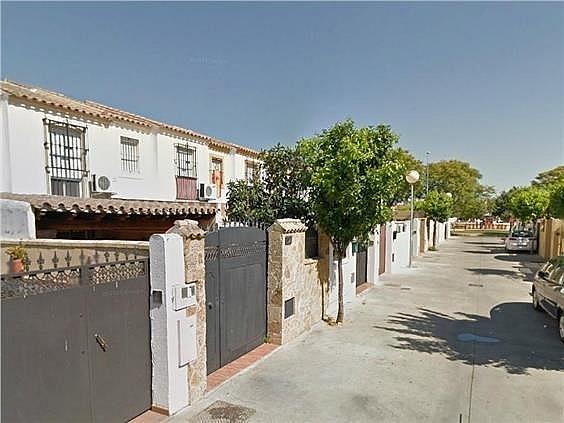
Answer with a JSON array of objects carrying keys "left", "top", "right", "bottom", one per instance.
[
  {"left": 0, "top": 193, "right": 217, "bottom": 216},
  {"left": 1, "top": 80, "right": 259, "bottom": 158}
]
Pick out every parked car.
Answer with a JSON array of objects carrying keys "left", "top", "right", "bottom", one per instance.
[
  {"left": 531, "top": 256, "right": 564, "bottom": 342},
  {"left": 504, "top": 229, "right": 536, "bottom": 252}
]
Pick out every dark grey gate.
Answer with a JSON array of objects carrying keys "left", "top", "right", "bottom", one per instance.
[
  {"left": 356, "top": 245, "right": 367, "bottom": 287},
  {"left": 1, "top": 259, "right": 151, "bottom": 423},
  {"left": 205, "top": 225, "right": 267, "bottom": 374}
]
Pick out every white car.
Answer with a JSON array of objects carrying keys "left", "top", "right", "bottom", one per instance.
[{"left": 504, "top": 229, "right": 536, "bottom": 252}]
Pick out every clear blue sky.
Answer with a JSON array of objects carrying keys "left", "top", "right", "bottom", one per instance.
[{"left": 2, "top": 1, "right": 563, "bottom": 191}]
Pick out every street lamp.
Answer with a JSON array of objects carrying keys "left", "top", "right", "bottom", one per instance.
[
  {"left": 406, "top": 170, "right": 420, "bottom": 268},
  {"left": 425, "top": 151, "right": 430, "bottom": 197}
]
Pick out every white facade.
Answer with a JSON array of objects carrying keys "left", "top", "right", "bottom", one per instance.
[
  {"left": 390, "top": 221, "right": 410, "bottom": 272},
  {"left": 326, "top": 242, "right": 356, "bottom": 317},
  {"left": 0, "top": 84, "right": 258, "bottom": 216}
]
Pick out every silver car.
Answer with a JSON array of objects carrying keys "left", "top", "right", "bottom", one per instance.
[
  {"left": 532, "top": 256, "right": 564, "bottom": 342},
  {"left": 505, "top": 229, "right": 536, "bottom": 252}
]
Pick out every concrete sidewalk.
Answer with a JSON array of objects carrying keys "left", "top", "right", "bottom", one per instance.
[{"left": 169, "top": 236, "right": 563, "bottom": 423}]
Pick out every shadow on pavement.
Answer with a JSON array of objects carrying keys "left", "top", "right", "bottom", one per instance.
[
  {"left": 463, "top": 248, "right": 506, "bottom": 255},
  {"left": 494, "top": 254, "right": 545, "bottom": 264},
  {"left": 465, "top": 267, "right": 535, "bottom": 282},
  {"left": 374, "top": 304, "right": 563, "bottom": 375}
]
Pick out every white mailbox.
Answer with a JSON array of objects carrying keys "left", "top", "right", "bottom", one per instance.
[{"left": 172, "top": 283, "right": 196, "bottom": 310}]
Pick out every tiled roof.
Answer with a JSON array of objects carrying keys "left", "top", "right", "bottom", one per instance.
[
  {"left": 1, "top": 80, "right": 259, "bottom": 158},
  {"left": 0, "top": 193, "right": 217, "bottom": 216},
  {"left": 268, "top": 218, "right": 308, "bottom": 233}
]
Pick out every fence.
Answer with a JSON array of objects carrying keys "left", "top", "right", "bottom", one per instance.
[
  {"left": 1, "top": 239, "right": 149, "bottom": 273},
  {"left": 453, "top": 222, "right": 510, "bottom": 231}
]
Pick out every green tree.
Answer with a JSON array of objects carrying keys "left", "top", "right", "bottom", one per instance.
[
  {"left": 260, "top": 143, "right": 312, "bottom": 223},
  {"left": 393, "top": 148, "right": 425, "bottom": 203},
  {"left": 226, "top": 177, "right": 275, "bottom": 223},
  {"left": 492, "top": 188, "right": 518, "bottom": 221},
  {"left": 427, "top": 160, "right": 492, "bottom": 219},
  {"left": 547, "top": 181, "right": 564, "bottom": 218},
  {"left": 226, "top": 144, "right": 311, "bottom": 224},
  {"left": 507, "top": 186, "right": 550, "bottom": 223},
  {"left": 417, "top": 190, "right": 453, "bottom": 249},
  {"left": 532, "top": 165, "right": 564, "bottom": 188},
  {"left": 298, "top": 120, "right": 403, "bottom": 323}
]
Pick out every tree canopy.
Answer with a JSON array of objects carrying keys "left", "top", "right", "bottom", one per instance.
[
  {"left": 417, "top": 190, "right": 453, "bottom": 223},
  {"left": 427, "top": 160, "right": 493, "bottom": 220},
  {"left": 507, "top": 186, "right": 550, "bottom": 223},
  {"left": 226, "top": 144, "right": 311, "bottom": 224},
  {"left": 394, "top": 148, "right": 425, "bottom": 203},
  {"left": 532, "top": 165, "right": 564, "bottom": 188},
  {"left": 298, "top": 119, "right": 403, "bottom": 322}
]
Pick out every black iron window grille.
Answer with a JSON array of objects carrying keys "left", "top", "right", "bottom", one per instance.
[
  {"left": 120, "top": 137, "right": 140, "bottom": 173},
  {"left": 175, "top": 145, "right": 197, "bottom": 178},
  {"left": 45, "top": 119, "right": 87, "bottom": 197}
]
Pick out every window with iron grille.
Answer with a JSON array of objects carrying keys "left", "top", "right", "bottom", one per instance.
[
  {"left": 175, "top": 145, "right": 197, "bottom": 178},
  {"left": 245, "top": 160, "right": 258, "bottom": 181},
  {"left": 210, "top": 157, "right": 223, "bottom": 196},
  {"left": 120, "top": 137, "right": 140, "bottom": 173},
  {"left": 45, "top": 120, "right": 87, "bottom": 197}
]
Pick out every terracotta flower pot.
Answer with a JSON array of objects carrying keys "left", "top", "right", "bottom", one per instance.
[{"left": 10, "top": 259, "right": 24, "bottom": 273}]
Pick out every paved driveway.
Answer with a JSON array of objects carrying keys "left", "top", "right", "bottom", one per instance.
[{"left": 170, "top": 236, "right": 563, "bottom": 423}]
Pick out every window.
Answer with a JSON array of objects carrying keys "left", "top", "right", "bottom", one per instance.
[
  {"left": 46, "top": 119, "right": 86, "bottom": 197},
  {"left": 175, "top": 145, "right": 197, "bottom": 178},
  {"left": 175, "top": 145, "right": 198, "bottom": 200},
  {"left": 210, "top": 158, "right": 223, "bottom": 196},
  {"left": 120, "top": 137, "right": 139, "bottom": 173},
  {"left": 245, "top": 160, "right": 258, "bottom": 181}
]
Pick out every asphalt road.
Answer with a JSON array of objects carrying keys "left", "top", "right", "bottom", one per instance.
[{"left": 171, "top": 236, "right": 564, "bottom": 423}]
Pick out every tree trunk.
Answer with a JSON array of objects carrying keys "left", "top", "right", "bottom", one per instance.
[
  {"left": 433, "top": 221, "right": 437, "bottom": 249},
  {"left": 336, "top": 252, "right": 344, "bottom": 323}
]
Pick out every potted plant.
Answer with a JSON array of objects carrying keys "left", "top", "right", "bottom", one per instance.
[{"left": 5, "top": 245, "right": 28, "bottom": 273}]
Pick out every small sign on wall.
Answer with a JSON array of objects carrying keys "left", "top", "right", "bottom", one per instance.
[{"left": 284, "top": 297, "right": 295, "bottom": 318}]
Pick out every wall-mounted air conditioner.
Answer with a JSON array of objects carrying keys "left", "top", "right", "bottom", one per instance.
[
  {"left": 91, "top": 174, "right": 112, "bottom": 192},
  {"left": 199, "top": 183, "right": 216, "bottom": 201}
]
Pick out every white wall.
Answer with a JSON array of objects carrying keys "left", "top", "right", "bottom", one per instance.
[
  {"left": 3, "top": 100, "right": 253, "bottom": 207},
  {"left": 366, "top": 229, "right": 380, "bottom": 284},
  {"left": 326, "top": 242, "right": 356, "bottom": 318},
  {"left": 390, "top": 221, "right": 410, "bottom": 272}
]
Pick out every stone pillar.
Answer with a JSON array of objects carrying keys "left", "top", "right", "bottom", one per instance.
[
  {"left": 166, "top": 220, "right": 207, "bottom": 403},
  {"left": 0, "top": 199, "right": 36, "bottom": 239},
  {"left": 267, "top": 219, "right": 323, "bottom": 345}
]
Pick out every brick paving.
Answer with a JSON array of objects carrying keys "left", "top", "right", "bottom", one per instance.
[
  {"left": 130, "top": 410, "right": 167, "bottom": 423},
  {"left": 207, "top": 343, "right": 278, "bottom": 391}
]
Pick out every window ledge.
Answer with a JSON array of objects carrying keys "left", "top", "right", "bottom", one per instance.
[{"left": 119, "top": 174, "right": 143, "bottom": 180}]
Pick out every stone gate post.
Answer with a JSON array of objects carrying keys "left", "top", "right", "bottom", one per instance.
[{"left": 166, "top": 220, "right": 207, "bottom": 403}]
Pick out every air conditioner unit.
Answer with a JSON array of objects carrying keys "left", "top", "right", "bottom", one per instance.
[
  {"left": 199, "top": 183, "right": 216, "bottom": 200},
  {"left": 93, "top": 175, "right": 112, "bottom": 192}
]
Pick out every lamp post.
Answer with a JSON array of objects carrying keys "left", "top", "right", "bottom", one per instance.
[
  {"left": 425, "top": 151, "right": 430, "bottom": 197},
  {"left": 406, "top": 170, "right": 420, "bottom": 268}
]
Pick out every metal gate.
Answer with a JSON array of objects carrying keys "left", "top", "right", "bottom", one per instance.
[
  {"left": 205, "top": 225, "right": 267, "bottom": 374},
  {"left": 379, "top": 224, "right": 387, "bottom": 275},
  {"left": 1, "top": 259, "right": 151, "bottom": 423},
  {"left": 355, "top": 246, "right": 367, "bottom": 287}
]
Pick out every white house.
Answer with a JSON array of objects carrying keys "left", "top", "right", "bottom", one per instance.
[{"left": 0, "top": 80, "right": 260, "bottom": 239}]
